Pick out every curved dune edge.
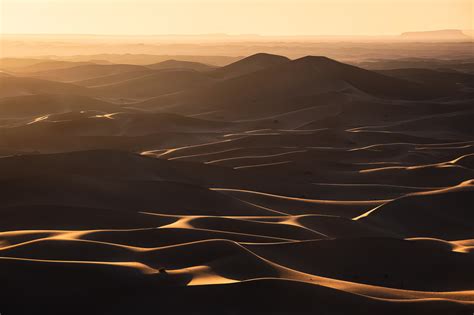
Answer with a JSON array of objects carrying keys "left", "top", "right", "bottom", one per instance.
[
  {"left": 211, "top": 188, "right": 391, "bottom": 205},
  {"left": 1, "top": 233, "right": 473, "bottom": 304},
  {"left": 407, "top": 237, "right": 474, "bottom": 254},
  {"left": 0, "top": 254, "right": 473, "bottom": 304},
  {"left": 1, "top": 54, "right": 474, "bottom": 313},
  {"left": 353, "top": 179, "right": 474, "bottom": 221}
]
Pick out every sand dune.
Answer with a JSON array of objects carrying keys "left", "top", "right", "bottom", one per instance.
[
  {"left": 246, "top": 237, "right": 474, "bottom": 290},
  {"left": 357, "top": 181, "right": 474, "bottom": 239},
  {"left": 0, "top": 110, "right": 256, "bottom": 152},
  {"left": 0, "top": 94, "right": 119, "bottom": 119},
  {"left": 28, "top": 64, "right": 149, "bottom": 82},
  {"left": 352, "top": 109, "right": 474, "bottom": 140},
  {"left": 213, "top": 188, "right": 386, "bottom": 217},
  {"left": 358, "top": 57, "right": 474, "bottom": 73},
  {"left": 0, "top": 59, "right": 94, "bottom": 73},
  {"left": 3, "top": 112, "right": 236, "bottom": 136},
  {"left": 209, "top": 53, "right": 290, "bottom": 79},
  {"left": 2, "top": 53, "right": 473, "bottom": 314},
  {"left": 0, "top": 205, "right": 175, "bottom": 231},
  {"left": 138, "top": 55, "right": 443, "bottom": 119},
  {"left": 147, "top": 59, "right": 217, "bottom": 72},
  {"left": 0, "top": 176, "right": 279, "bottom": 216},
  {"left": 1, "top": 236, "right": 473, "bottom": 314},
  {"left": 0, "top": 76, "right": 90, "bottom": 98},
  {"left": 0, "top": 58, "right": 56, "bottom": 71},
  {"left": 73, "top": 69, "right": 158, "bottom": 87},
  {"left": 2, "top": 235, "right": 473, "bottom": 294},
  {"left": 378, "top": 68, "right": 474, "bottom": 90},
  {"left": 91, "top": 69, "right": 216, "bottom": 99}
]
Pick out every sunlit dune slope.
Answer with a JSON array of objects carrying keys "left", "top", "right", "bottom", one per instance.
[{"left": 1, "top": 52, "right": 473, "bottom": 314}]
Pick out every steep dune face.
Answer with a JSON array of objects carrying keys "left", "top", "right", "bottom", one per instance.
[{"left": 1, "top": 53, "right": 474, "bottom": 314}]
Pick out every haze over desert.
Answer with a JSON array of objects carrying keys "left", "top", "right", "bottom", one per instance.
[{"left": 1, "top": 0, "right": 474, "bottom": 314}]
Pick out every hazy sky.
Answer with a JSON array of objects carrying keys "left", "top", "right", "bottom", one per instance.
[{"left": 1, "top": 0, "right": 473, "bottom": 36}]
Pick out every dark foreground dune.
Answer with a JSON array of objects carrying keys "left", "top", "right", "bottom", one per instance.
[{"left": 0, "top": 53, "right": 473, "bottom": 314}]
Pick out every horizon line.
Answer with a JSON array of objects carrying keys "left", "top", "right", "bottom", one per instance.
[{"left": 2, "top": 29, "right": 473, "bottom": 38}]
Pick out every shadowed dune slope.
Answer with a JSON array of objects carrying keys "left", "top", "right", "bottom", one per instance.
[
  {"left": 0, "top": 76, "right": 90, "bottom": 98},
  {"left": 2, "top": 52, "right": 474, "bottom": 314},
  {"left": 1, "top": 60, "right": 94, "bottom": 73},
  {"left": 0, "top": 94, "right": 119, "bottom": 119},
  {"left": 147, "top": 59, "right": 217, "bottom": 72},
  {"left": 246, "top": 237, "right": 474, "bottom": 291},
  {"left": 353, "top": 110, "right": 474, "bottom": 140},
  {"left": 91, "top": 69, "right": 216, "bottom": 99},
  {"left": 209, "top": 53, "right": 290, "bottom": 79},
  {"left": 2, "top": 263, "right": 470, "bottom": 315},
  {"left": 1, "top": 112, "right": 236, "bottom": 137},
  {"left": 73, "top": 69, "right": 158, "bottom": 87},
  {"left": 29, "top": 64, "right": 149, "bottom": 82},
  {"left": 138, "top": 55, "right": 444, "bottom": 119},
  {"left": 358, "top": 181, "right": 474, "bottom": 239},
  {"left": 378, "top": 68, "right": 474, "bottom": 89}
]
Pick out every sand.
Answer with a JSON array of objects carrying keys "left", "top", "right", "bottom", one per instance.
[{"left": 0, "top": 53, "right": 473, "bottom": 314}]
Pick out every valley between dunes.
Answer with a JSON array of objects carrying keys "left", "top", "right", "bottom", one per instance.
[{"left": 0, "top": 53, "right": 473, "bottom": 314}]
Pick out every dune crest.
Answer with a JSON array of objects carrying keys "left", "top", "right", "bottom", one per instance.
[{"left": 1, "top": 51, "right": 473, "bottom": 314}]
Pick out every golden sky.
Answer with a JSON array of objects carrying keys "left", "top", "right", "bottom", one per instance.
[{"left": 1, "top": 0, "right": 473, "bottom": 36}]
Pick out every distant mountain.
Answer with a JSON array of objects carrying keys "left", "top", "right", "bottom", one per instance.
[
  {"left": 147, "top": 60, "right": 216, "bottom": 72},
  {"left": 209, "top": 53, "right": 290, "bottom": 79},
  {"left": 401, "top": 30, "right": 471, "bottom": 41}
]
